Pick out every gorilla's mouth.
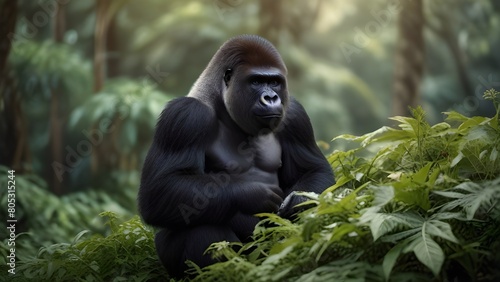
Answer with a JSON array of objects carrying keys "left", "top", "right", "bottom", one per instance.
[{"left": 257, "top": 114, "right": 282, "bottom": 119}]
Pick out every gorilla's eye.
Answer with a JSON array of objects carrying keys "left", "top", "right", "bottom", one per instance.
[
  {"left": 269, "top": 80, "right": 279, "bottom": 87},
  {"left": 224, "top": 69, "right": 232, "bottom": 85},
  {"left": 249, "top": 77, "right": 263, "bottom": 86}
]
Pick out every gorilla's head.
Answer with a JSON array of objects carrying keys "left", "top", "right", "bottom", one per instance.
[{"left": 192, "top": 35, "right": 289, "bottom": 136}]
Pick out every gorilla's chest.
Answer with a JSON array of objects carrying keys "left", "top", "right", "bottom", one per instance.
[{"left": 205, "top": 122, "right": 282, "bottom": 175}]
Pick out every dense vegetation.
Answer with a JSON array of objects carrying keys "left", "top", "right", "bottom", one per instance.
[
  {"left": 2, "top": 90, "right": 499, "bottom": 281},
  {"left": 1, "top": 1, "right": 499, "bottom": 281}
]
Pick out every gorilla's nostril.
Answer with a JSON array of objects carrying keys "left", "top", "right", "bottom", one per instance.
[{"left": 261, "top": 93, "right": 280, "bottom": 105}]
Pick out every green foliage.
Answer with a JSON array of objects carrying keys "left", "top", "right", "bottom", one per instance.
[
  {"left": 67, "top": 78, "right": 172, "bottom": 195},
  {"left": 69, "top": 78, "right": 171, "bottom": 155},
  {"left": 190, "top": 92, "right": 500, "bottom": 281},
  {"left": 2, "top": 213, "right": 168, "bottom": 281},
  {"left": 0, "top": 166, "right": 132, "bottom": 261},
  {"left": 4, "top": 91, "right": 500, "bottom": 281},
  {"left": 9, "top": 40, "right": 91, "bottom": 103}
]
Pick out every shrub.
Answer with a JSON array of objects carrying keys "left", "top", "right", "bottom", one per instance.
[{"left": 4, "top": 90, "right": 500, "bottom": 281}]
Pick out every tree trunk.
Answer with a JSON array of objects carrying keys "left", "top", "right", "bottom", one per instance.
[
  {"left": 93, "top": 0, "right": 112, "bottom": 93},
  {"left": 49, "top": 88, "right": 63, "bottom": 195},
  {"left": 258, "top": 0, "right": 283, "bottom": 44},
  {"left": 106, "top": 17, "right": 120, "bottom": 78},
  {"left": 0, "top": 0, "right": 17, "bottom": 72},
  {"left": 392, "top": 0, "right": 425, "bottom": 117},
  {"left": 426, "top": 8, "right": 473, "bottom": 98},
  {"left": 0, "top": 0, "right": 31, "bottom": 172},
  {"left": 49, "top": 2, "right": 66, "bottom": 195},
  {"left": 53, "top": 1, "right": 66, "bottom": 42},
  {"left": 91, "top": 0, "right": 128, "bottom": 178}
]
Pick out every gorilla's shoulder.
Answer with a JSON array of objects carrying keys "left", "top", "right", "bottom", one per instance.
[
  {"left": 154, "top": 97, "right": 217, "bottom": 149},
  {"left": 283, "top": 98, "right": 310, "bottom": 127},
  {"left": 278, "top": 97, "right": 315, "bottom": 142}
]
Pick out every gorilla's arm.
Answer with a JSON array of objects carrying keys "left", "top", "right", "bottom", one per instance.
[
  {"left": 277, "top": 98, "right": 335, "bottom": 201},
  {"left": 139, "top": 97, "right": 225, "bottom": 228},
  {"left": 139, "top": 97, "right": 282, "bottom": 228}
]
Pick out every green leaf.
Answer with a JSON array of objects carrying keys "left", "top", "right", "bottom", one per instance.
[
  {"left": 371, "top": 185, "right": 395, "bottom": 207},
  {"left": 458, "top": 116, "right": 489, "bottom": 132},
  {"left": 271, "top": 266, "right": 294, "bottom": 281},
  {"left": 389, "top": 116, "right": 418, "bottom": 132},
  {"left": 435, "top": 179, "right": 500, "bottom": 219},
  {"left": 269, "top": 237, "right": 300, "bottom": 255},
  {"left": 380, "top": 228, "right": 420, "bottom": 243},
  {"left": 68, "top": 107, "right": 86, "bottom": 128},
  {"left": 393, "top": 179, "right": 431, "bottom": 210},
  {"left": 412, "top": 234, "right": 444, "bottom": 277},
  {"left": 332, "top": 126, "right": 413, "bottom": 147},
  {"left": 262, "top": 245, "right": 294, "bottom": 265},
  {"left": 431, "top": 122, "right": 451, "bottom": 131},
  {"left": 391, "top": 212, "right": 424, "bottom": 228},
  {"left": 444, "top": 111, "right": 469, "bottom": 123},
  {"left": 450, "top": 152, "right": 464, "bottom": 167},
  {"left": 425, "top": 220, "right": 459, "bottom": 244},
  {"left": 72, "top": 230, "right": 91, "bottom": 244},
  {"left": 383, "top": 242, "right": 406, "bottom": 280},
  {"left": 332, "top": 133, "right": 360, "bottom": 141},
  {"left": 368, "top": 213, "right": 405, "bottom": 241},
  {"left": 428, "top": 166, "right": 440, "bottom": 186},
  {"left": 413, "top": 162, "right": 433, "bottom": 184},
  {"left": 323, "top": 175, "right": 353, "bottom": 194},
  {"left": 464, "top": 126, "right": 494, "bottom": 143},
  {"left": 359, "top": 126, "right": 413, "bottom": 147},
  {"left": 434, "top": 191, "right": 465, "bottom": 199},
  {"left": 329, "top": 223, "right": 358, "bottom": 243},
  {"left": 490, "top": 148, "right": 498, "bottom": 162}
]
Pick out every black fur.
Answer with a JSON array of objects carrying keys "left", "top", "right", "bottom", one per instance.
[{"left": 138, "top": 35, "right": 334, "bottom": 278}]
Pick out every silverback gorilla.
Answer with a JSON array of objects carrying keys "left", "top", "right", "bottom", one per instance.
[{"left": 138, "top": 35, "right": 334, "bottom": 277}]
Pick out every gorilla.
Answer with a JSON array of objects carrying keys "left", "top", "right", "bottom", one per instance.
[{"left": 138, "top": 35, "right": 334, "bottom": 277}]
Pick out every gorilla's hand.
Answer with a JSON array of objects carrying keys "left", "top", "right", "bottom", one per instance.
[
  {"left": 277, "top": 191, "right": 312, "bottom": 219},
  {"left": 234, "top": 182, "right": 283, "bottom": 214}
]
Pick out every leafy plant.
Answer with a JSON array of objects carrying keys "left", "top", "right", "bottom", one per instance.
[
  {"left": 68, "top": 78, "right": 173, "bottom": 191},
  {"left": 9, "top": 40, "right": 91, "bottom": 105},
  {"left": 189, "top": 90, "right": 500, "bottom": 281},
  {"left": 0, "top": 166, "right": 133, "bottom": 262},
  {"left": 4, "top": 90, "right": 500, "bottom": 281},
  {"left": 2, "top": 213, "right": 169, "bottom": 281},
  {"left": 69, "top": 78, "right": 171, "bottom": 157}
]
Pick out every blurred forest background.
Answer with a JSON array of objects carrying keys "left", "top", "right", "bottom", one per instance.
[{"left": 1, "top": 0, "right": 499, "bottom": 255}]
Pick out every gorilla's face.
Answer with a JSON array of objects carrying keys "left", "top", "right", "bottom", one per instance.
[{"left": 223, "top": 66, "right": 289, "bottom": 135}]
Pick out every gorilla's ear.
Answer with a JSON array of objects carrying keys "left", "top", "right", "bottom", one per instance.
[{"left": 223, "top": 69, "right": 232, "bottom": 87}]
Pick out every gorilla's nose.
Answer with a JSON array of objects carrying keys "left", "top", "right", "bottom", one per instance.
[{"left": 261, "top": 92, "right": 281, "bottom": 106}]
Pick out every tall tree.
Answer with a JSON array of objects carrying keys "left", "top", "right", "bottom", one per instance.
[
  {"left": 49, "top": 1, "right": 67, "bottom": 195},
  {"left": 258, "top": 0, "right": 283, "bottom": 44},
  {"left": 426, "top": 4, "right": 473, "bottom": 99},
  {"left": 93, "top": 0, "right": 127, "bottom": 92},
  {"left": 0, "top": 0, "right": 31, "bottom": 172},
  {"left": 392, "top": 0, "right": 425, "bottom": 117},
  {"left": 92, "top": 0, "right": 128, "bottom": 177},
  {"left": 106, "top": 17, "right": 120, "bottom": 78},
  {"left": 0, "top": 0, "right": 17, "bottom": 72}
]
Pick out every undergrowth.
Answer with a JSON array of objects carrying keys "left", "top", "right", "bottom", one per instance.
[
  {"left": 2, "top": 90, "right": 500, "bottom": 281},
  {"left": 1, "top": 213, "right": 168, "bottom": 281}
]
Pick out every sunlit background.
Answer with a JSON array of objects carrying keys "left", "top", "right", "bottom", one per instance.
[{"left": 1, "top": 0, "right": 499, "bottom": 251}]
